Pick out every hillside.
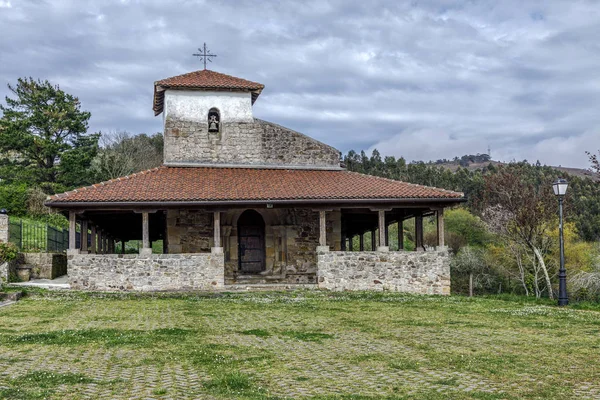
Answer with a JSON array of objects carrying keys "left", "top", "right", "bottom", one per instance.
[{"left": 430, "top": 154, "right": 596, "bottom": 180}]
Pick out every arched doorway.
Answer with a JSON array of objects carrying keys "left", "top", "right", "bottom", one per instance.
[{"left": 237, "top": 210, "right": 266, "bottom": 273}]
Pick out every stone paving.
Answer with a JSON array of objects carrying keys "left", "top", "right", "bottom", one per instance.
[{"left": 0, "top": 294, "right": 599, "bottom": 399}]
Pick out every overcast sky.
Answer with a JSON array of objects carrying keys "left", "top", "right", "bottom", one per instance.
[{"left": 1, "top": 0, "right": 599, "bottom": 167}]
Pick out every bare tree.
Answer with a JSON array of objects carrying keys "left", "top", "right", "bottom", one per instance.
[
  {"left": 480, "top": 167, "right": 558, "bottom": 299},
  {"left": 451, "top": 246, "right": 489, "bottom": 297},
  {"left": 94, "top": 131, "right": 163, "bottom": 181},
  {"left": 588, "top": 151, "right": 600, "bottom": 179}
]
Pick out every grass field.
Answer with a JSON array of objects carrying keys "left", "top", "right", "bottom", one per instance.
[{"left": 1, "top": 290, "right": 599, "bottom": 399}]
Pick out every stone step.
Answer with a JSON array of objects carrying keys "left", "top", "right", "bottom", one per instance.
[{"left": 224, "top": 283, "right": 318, "bottom": 291}]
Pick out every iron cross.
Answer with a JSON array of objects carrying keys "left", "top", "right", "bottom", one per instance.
[{"left": 193, "top": 43, "right": 217, "bottom": 69}]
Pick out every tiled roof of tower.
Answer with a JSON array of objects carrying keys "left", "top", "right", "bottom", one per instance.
[
  {"left": 153, "top": 70, "right": 265, "bottom": 115},
  {"left": 46, "top": 167, "right": 464, "bottom": 206}
]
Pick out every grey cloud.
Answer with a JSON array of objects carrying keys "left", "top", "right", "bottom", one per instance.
[{"left": 0, "top": 0, "right": 599, "bottom": 167}]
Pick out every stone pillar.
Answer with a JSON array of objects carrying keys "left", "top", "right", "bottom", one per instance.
[
  {"left": 377, "top": 210, "right": 389, "bottom": 252},
  {"left": 348, "top": 235, "right": 353, "bottom": 251},
  {"left": 80, "top": 220, "right": 88, "bottom": 254},
  {"left": 437, "top": 209, "right": 445, "bottom": 248},
  {"left": 140, "top": 212, "right": 152, "bottom": 256},
  {"left": 0, "top": 211, "right": 8, "bottom": 243},
  {"left": 67, "top": 211, "right": 79, "bottom": 255},
  {"left": 121, "top": 240, "right": 126, "bottom": 254},
  {"left": 415, "top": 215, "right": 424, "bottom": 251},
  {"left": 398, "top": 220, "right": 404, "bottom": 250},
  {"left": 359, "top": 233, "right": 364, "bottom": 251},
  {"left": 317, "top": 210, "right": 329, "bottom": 252},
  {"left": 211, "top": 211, "right": 223, "bottom": 254},
  {"left": 103, "top": 236, "right": 109, "bottom": 254},
  {"left": 90, "top": 225, "right": 97, "bottom": 253}
]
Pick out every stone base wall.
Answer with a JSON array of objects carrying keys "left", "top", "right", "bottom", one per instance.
[
  {"left": 317, "top": 250, "right": 451, "bottom": 294},
  {"left": 68, "top": 254, "right": 225, "bottom": 291},
  {"left": 23, "top": 253, "right": 67, "bottom": 279}
]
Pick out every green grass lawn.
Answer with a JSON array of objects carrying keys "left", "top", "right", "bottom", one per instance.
[{"left": 1, "top": 290, "right": 599, "bottom": 399}]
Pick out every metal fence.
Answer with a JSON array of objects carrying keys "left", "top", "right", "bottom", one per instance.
[{"left": 8, "top": 217, "right": 69, "bottom": 253}]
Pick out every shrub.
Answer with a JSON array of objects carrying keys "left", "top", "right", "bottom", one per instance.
[{"left": 0, "top": 241, "right": 18, "bottom": 263}]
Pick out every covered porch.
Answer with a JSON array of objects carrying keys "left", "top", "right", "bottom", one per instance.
[
  {"left": 46, "top": 166, "right": 463, "bottom": 292},
  {"left": 61, "top": 202, "right": 451, "bottom": 291}
]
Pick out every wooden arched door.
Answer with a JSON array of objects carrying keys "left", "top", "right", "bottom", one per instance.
[{"left": 238, "top": 210, "right": 266, "bottom": 273}]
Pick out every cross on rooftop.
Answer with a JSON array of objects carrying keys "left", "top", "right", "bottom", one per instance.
[{"left": 193, "top": 43, "right": 217, "bottom": 70}]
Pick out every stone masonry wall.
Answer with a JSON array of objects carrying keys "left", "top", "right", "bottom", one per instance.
[
  {"left": 166, "top": 208, "right": 341, "bottom": 284},
  {"left": 164, "top": 118, "right": 340, "bottom": 168},
  {"left": 166, "top": 210, "right": 213, "bottom": 254},
  {"left": 69, "top": 254, "right": 224, "bottom": 291},
  {"left": 23, "top": 253, "right": 67, "bottom": 279},
  {"left": 317, "top": 250, "right": 451, "bottom": 294}
]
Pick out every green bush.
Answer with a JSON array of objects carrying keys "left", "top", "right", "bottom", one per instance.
[{"left": 0, "top": 241, "right": 19, "bottom": 263}]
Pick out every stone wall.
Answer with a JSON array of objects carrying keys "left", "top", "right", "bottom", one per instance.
[
  {"left": 23, "top": 253, "right": 67, "bottom": 279},
  {"left": 166, "top": 208, "right": 341, "bottom": 284},
  {"left": 164, "top": 118, "right": 341, "bottom": 168},
  {"left": 68, "top": 253, "right": 224, "bottom": 291},
  {"left": 166, "top": 210, "right": 213, "bottom": 254},
  {"left": 317, "top": 250, "right": 451, "bottom": 294}
]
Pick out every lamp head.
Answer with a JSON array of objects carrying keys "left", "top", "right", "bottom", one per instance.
[{"left": 552, "top": 178, "right": 568, "bottom": 197}]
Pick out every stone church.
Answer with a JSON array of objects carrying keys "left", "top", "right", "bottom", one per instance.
[{"left": 46, "top": 69, "right": 464, "bottom": 293}]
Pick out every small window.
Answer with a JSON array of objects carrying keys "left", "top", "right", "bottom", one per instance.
[{"left": 208, "top": 108, "right": 220, "bottom": 132}]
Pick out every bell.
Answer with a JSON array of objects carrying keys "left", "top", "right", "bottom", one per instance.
[{"left": 209, "top": 121, "right": 218, "bottom": 131}]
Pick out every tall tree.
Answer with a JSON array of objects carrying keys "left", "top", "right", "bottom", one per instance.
[{"left": 0, "top": 78, "right": 98, "bottom": 191}]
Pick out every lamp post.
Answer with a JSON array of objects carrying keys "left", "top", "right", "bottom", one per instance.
[{"left": 553, "top": 178, "right": 569, "bottom": 306}]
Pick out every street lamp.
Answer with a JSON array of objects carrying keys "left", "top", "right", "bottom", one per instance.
[{"left": 553, "top": 178, "right": 568, "bottom": 306}]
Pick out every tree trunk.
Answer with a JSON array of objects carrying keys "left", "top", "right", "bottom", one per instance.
[
  {"left": 469, "top": 273, "right": 473, "bottom": 297},
  {"left": 531, "top": 244, "right": 554, "bottom": 299}
]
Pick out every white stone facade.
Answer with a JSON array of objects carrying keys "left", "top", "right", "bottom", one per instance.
[{"left": 164, "top": 90, "right": 253, "bottom": 124}]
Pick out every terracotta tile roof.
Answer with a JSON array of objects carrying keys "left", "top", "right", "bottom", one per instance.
[
  {"left": 47, "top": 167, "right": 464, "bottom": 206},
  {"left": 153, "top": 70, "right": 264, "bottom": 115}
]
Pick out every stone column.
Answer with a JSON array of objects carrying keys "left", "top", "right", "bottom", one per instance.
[
  {"left": 211, "top": 211, "right": 223, "bottom": 254},
  {"left": 317, "top": 210, "right": 329, "bottom": 252},
  {"left": 348, "top": 235, "right": 353, "bottom": 251},
  {"left": 398, "top": 220, "right": 404, "bottom": 250},
  {"left": 80, "top": 220, "right": 88, "bottom": 254},
  {"left": 0, "top": 211, "right": 8, "bottom": 243},
  {"left": 359, "top": 233, "right": 364, "bottom": 251},
  {"left": 90, "top": 225, "right": 97, "bottom": 253},
  {"left": 377, "top": 210, "right": 389, "bottom": 252},
  {"left": 140, "top": 212, "right": 152, "bottom": 256},
  {"left": 437, "top": 209, "right": 445, "bottom": 248},
  {"left": 103, "top": 236, "right": 109, "bottom": 254},
  {"left": 121, "top": 240, "right": 126, "bottom": 254},
  {"left": 415, "top": 215, "right": 424, "bottom": 251},
  {"left": 67, "top": 211, "right": 79, "bottom": 255}
]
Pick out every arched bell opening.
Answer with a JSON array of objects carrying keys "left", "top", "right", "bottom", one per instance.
[{"left": 208, "top": 107, "right": 220, "bottom": 132}]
